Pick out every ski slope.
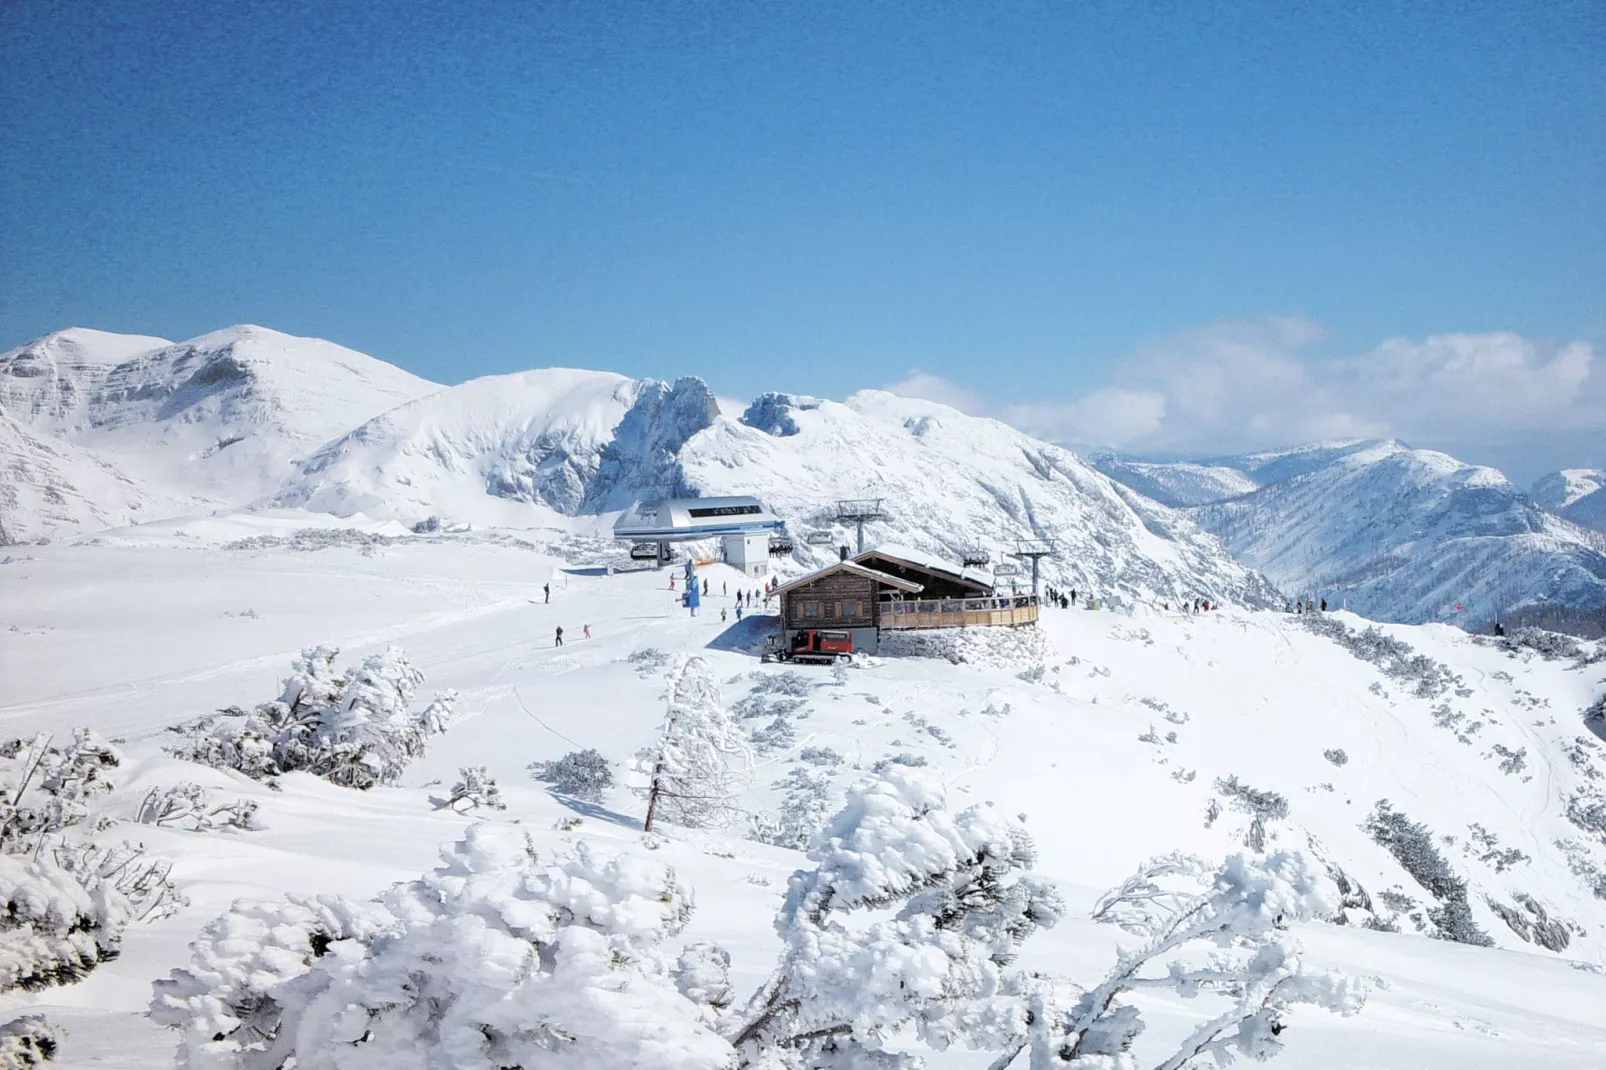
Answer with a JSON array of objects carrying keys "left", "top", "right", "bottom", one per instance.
[{"left": 1, "top": 524, "right": 1604, "bottom": 1068}]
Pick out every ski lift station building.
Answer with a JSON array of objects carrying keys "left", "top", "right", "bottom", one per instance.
[
  {"left": 773, "top": 544, "right": 1039, "bottom": 654},
  {"left": 613, "top": 496, "right": 786, "bottom": 577}
]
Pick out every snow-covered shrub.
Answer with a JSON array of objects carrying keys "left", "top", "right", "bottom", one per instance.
[
  {"left": 431, "top": 766, "right": 506, "bottom": 812},
  {"left": 747, "top": 717, "right": 796, "bottom": 755},
  {"left": 1322, "top": 748, "right": 1349, "bottom": 766},
  {"left": 0, "top": 1016, "right": 62, "bottom": 1067},
  {"left": 797, "top": 747, "right": 842, "bottom": 767},
  {"left": 642, "top": 656, "right": 753, "bottom": 831},
  {"left": 1300, "top": 615, "right": 1462, "bottom": 699},
  {"left": 531, "top": 748, "right": 614, "bottom": 801},
  {"left": 1490, "top": 743, "right": 1527, "bottom": 776},
  {"left": 166, "top": 645, "right": 456, "bottom": 790},
  {"left": 0, "top": 839, "right": 179, "bottom": 997},
  {"left": 729, "top": 770, "right": 1065, "bottom": 1067},
  {"left": 1492, "top": 627, "right": 1584, "bottom": 662},
  {"left": 1003, "top": 851, "right": 1367, "bottom": 1067},
  {"left": 628, "top": 647, "right": 675, "bottom": 675},
  {"left": 152, "top": 826, "right": 732, "bottom": 1070},
  {"left": 748, "top": 767, "right": 837, "bottom": 851},
  {"left": 136, "top": 784, "right": 258, "bottom": 832},
  {"left": 0, "top": 731, "right": 121, "bottom": 850},
  {"left": 1215, "top": 776, "right": 1289, "bottom": 853},
  {"left": 1363, "top": 801, "right": 1493, "bottom": 946}
]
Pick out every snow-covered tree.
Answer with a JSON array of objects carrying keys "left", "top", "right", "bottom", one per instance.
[
  {"left": 532, "top": 748, "right": 615, "bottom": 801},
  {"left": 431, "top": 766, "right": 506, "bottom": 812},
  {"left": 166, "top": 645, "right": 457, "bottom": 790},
  {"left": 729, "top": 770, "right": 1064, "bottom": 1068},
  {"left": 151, "top": 825, "right": 735, "bottom": 1070},
  {"left": 643, "top": 656, "right": 752, "bottom": 832},
  {"left": 991, "top": 851, "right": 1367, "bottom": 1069}
]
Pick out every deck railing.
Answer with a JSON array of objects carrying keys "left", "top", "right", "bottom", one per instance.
[{"left": 879, "top": 595, "right": 1039, "bottom": 630}]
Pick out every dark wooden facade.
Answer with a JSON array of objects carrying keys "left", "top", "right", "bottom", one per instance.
[{"left": 783, "top": 569, "right": 879, "bottom": 630}]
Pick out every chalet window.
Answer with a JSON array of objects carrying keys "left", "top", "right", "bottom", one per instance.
[
  {"left": 803, "top": 602, "right": 820, "bottom": 618},
  {"left": 853, "top": 601, "right": 865, "bottom": 617},
  {"left": 834, "top": 601, "right": 844, "bottom": 617}
]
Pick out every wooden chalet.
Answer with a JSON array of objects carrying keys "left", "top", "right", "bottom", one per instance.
[{"left": 774, "top": 546, "right": 1038, "bottom": 653}]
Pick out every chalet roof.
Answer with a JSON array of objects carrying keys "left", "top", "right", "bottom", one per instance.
[
  {"left": 851, "top": 544, "right": 994, "bottom": 592},
  {"left": 772, "top": 561, "right": 924, "bottom": 598}
]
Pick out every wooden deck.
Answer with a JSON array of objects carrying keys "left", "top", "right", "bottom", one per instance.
[{"left": 879, "top": 595, "right": 1039, "bottom": 630}]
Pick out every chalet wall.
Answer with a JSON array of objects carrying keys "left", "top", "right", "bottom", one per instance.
[{"left": 783, "top": 572, "right": 877, "bottom": 629}]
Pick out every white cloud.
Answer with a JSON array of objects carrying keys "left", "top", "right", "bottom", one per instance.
[
  {"left": 1024, "top": 317, "right": 1601, "bottom": 457},
  {"left": 873, "top": 321, "right": 1604, "bottom": 474},
  {"left": 881, "top": 369, "right": 989, "bottom": 415}
]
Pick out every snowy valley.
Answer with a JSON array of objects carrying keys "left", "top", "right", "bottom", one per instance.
[{"left": 1095, "top": 441, "right": 1606, "bottom": 632}]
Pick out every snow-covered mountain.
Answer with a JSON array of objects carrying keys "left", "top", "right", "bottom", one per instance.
[
  {"left": 268, "top": 366, "right": 1278, "bottom": 608},
  {"left": 1095, "top": 440, "right": 1606, "bottom": 626},
  {"left": 0, "top": 325, "right": 441, "bottom": 517},
  {"left": 1534, "top": 469, "right": 1606, "bottom": 533}
]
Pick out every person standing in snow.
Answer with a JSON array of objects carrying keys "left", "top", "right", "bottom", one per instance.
[
  {"left": 583, "top": 623, "right": 592, "bottom": 639},
  {"left": 721, "top": 608, "right": 727, "bottom": 623},
  {"left": 554, "top": 626, "right": 564, "bottom": 647},
  {"left": 1320, "top": 598, "right": 1327, "bottom": 612},
  {"left": 736, "top": 604, "right": 744, "bottom": 622},
  {"left": 543, "top": 583, "right": 550, "bottom": 604},
  {"left": 702, "top": 578, "right": 709, "bottom": 596},
  {"left": 1070, "top": 589, "right": 1078, "bottom": 606}
]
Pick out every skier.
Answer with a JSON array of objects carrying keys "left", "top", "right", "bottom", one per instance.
[
  {"left": 583, "top": 623, "right": 592, "bottom": 639},
  {"left": 723, "top": 581, "right": 728, "bottom": 596},
  {"left": 736, "top": 603, "right": 744, "bottom": 622},
  {"left": 702, "top": 578, "right": 709, "bottom": 596},
  {"left": 1070, "top": 589, "right": 1078, "bottom": 606},
  {"left": 669, "top": 575, "right": 676, "bottom": 590},
  {"left": 554, "top": 626, "right": 564, "bottom": 647},
  {"left": 1320, "top": 598, "right": 1327, "bottom": 612},
  {"left": 721, "top": 608, "right": 727, "bottom": 623},
  {"left": 543, "top": 583, "right": 550, "bottom": 604}
]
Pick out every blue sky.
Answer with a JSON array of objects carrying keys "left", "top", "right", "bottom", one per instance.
[{"left": 2, "top": 1, "right": 1602, "bottom": 476}]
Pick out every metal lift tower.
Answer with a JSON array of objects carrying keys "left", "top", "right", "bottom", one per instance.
[
  {"left": 1009, "top": 538, "right": 1057, "bottom": 597},
  {"left": 834, "top": 498, "right": 889, "bottom": 555}
]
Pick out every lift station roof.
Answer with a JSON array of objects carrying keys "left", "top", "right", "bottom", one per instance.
[{"left": 613, "top": 496, "right": 785, "bottom": 542}]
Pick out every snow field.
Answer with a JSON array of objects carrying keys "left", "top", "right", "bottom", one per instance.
[{"left": 0, "top": 532, "right": 1604, "bottom": 1066}]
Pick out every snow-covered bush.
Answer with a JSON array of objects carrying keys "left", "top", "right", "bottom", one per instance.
[
  {"left": 165, "top": 645, "right": 457, "bottom": 790},
  {"left": 748, "top": 767, "right": 837, "bottom": 851},
  {"left": 0, "top": 839, "right": 179, "bottom": 999},
  {"left": 0, "top": 731, "right": 120, "bottom": 850},
  {"left": 729, "top": 770, "right": 1065, "bottom": 1067},
  {"left": 1491, "top": 627, "right": 1583, "bottom": 662},
  {"left": 1001, "top": 850, "right": 1366, "bottom": 1068},
  {"left": 531, "top": 748, "right": 614, "bottom": 801},
  {"left": 1301, "top": 615, "right": 1462, "bottom": 699},
  {"left": 1322, "top": 748, "right": 1349, "bottom": 766},
  {"left": 136, "top": 784, "right": 258, "bottom": 832},
  {"left": 151, "top": 826, "right": 732, "bottom": 1070},
  {"left": 1214, "top": 775, "right": 1289, "bottom": 853},
  {"left": 0, "top": 1015, "right": 63, "bottom": 1067},
  {"left": 431, "top": 766, "right": 506, "bottom": 812},
  {"left": 1363, "top": 801, "right": 1493, "bottom": 946},
  {"left": 642, "top": 656, "right": 753, "bottom": 832}
]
